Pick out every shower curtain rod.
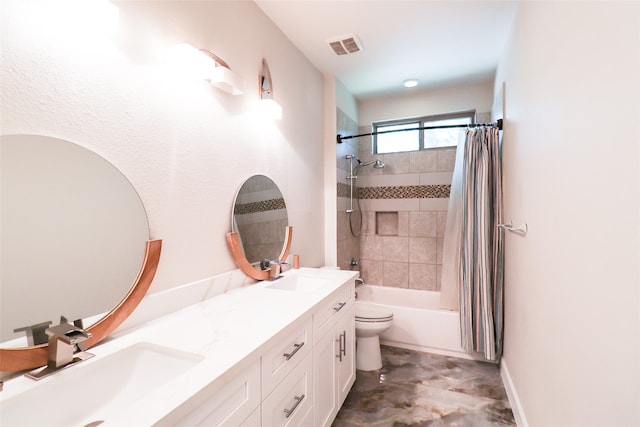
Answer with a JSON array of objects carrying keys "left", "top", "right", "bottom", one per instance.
[{"left": 336, "top": 118, "right": 502, "bottom": 144}]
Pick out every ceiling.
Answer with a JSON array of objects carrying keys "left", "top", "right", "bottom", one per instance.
[{"left": 255, "top": 0, "right": 518, "bottom": 100}]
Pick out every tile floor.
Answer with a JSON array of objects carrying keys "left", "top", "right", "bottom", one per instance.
[{"left": 333, "top": 346, "right": 516, "bottom": 427}]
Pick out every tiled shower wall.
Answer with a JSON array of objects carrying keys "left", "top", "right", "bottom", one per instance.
[
  {"left": 337, "top": 111, "right": 491, "bottom": 291},
  {"left": 355, "top": 142, "right": 454, "bottom": 291}
]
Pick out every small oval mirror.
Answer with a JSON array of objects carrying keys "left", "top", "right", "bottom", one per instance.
[{"left": 231, "top": 175, "right": 288, "bottom": 264}]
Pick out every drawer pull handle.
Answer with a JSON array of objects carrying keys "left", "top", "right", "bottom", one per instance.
[
  {"left": 333, "top": 302, "right": 347, "bottom": 312},
  {"left": 283, "top": 342, "right": 304, "bottom": 360},
  {"left": 283, "top": 394, "right": 305, "bottom": 418},
  {"left": 336, "top": 331, "right": 346, "bottom": 361}
]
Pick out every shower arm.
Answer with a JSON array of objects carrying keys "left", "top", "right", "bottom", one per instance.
[{"left": 358, "top": 159, "right": 375, "bottom": 167}]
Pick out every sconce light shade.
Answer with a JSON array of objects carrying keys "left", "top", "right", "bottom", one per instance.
[
  {"left": 259, "top": 58, "right": 282, "bottom": 120},
  {"left": 211, "top": 66, "right": 244, "bottom": 95},
  {"left": 168, "top": 44, "right": 243, "bottom": 95}
]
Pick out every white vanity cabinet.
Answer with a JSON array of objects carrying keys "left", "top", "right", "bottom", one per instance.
[
  {"left": 151, "top": 272, "right": 356, "bottom": 427},
  {"left": 263, "top": 280, "right": 355, "bottom": 427},
  {"left": 313, "top": 283, "right": 356, "bottom": 427}
]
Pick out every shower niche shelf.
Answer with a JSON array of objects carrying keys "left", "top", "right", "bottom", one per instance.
[{"left": 375, "top": 211, "right": 398, "bottom": 236}]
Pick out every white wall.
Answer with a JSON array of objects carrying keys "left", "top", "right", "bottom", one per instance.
[
  {"left": 323, "top": 74, "right": 338, "bottom": 267},
  {"left": 335, "top": 78, "right": 358, "bottom": 124},
  {"left": 495, "top": 2, "right": 640, "bottom": 426},
  {"left": 358, "top": 78, "right": 494, "bottom": 126},
  {"left": 0, "top": 0, "right": 326, "bottom": 293}
]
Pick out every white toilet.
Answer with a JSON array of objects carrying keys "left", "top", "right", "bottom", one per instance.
[{"left": 354, "top": 301, "right": 394, "bottom": 371}]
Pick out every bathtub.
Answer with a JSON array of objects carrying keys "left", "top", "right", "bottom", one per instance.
[{"left": 356, "top": 284, "right": 477, "bottom": 360}]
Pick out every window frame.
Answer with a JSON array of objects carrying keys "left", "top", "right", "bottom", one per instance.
[{"left": 372, "top": 110, "right": 476, "bottom": 154}]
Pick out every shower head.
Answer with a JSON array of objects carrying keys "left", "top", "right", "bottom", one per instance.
[{"left": 358, "top": 158, "right": 385, "bottom": 169}]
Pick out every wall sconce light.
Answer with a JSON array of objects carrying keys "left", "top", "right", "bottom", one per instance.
[
  {"left": 201, "top": 49, "right": 244, "bottom": 95},
  {"left": 167, "top": 43, "right": 244, "bottom": 95},
  {"left": 259, "top": 58, "right": 282, "bottom": 120}
]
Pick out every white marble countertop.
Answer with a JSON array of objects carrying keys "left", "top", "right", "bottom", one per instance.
[{"left": 0, "top": 267, "right": 358, "bottom": 426}]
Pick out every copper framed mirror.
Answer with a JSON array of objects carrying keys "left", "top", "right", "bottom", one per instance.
[
  {"left": 226, "top": 175, "right": 292, "bottom": 280},
  {"left": 0, "top": 135, "right": 161, "bottom": 371}
]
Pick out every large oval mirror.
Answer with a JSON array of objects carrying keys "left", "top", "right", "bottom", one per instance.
[
  {"left": 1, "top": 135, "right": 150, "bottom": 347},
  {"left": 231, "top": 175, "right": 288, "bottom": 264}
]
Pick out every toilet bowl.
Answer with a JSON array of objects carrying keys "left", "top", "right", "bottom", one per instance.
[{"left": 354, "top": 301, "right": 393, "bottom": 371}]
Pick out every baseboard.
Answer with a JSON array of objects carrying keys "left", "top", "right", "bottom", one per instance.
[{"left": 500, "top": 358, "right": 528, "bottom": 427}]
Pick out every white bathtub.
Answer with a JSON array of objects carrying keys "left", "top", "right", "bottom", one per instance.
[{"left": 356, "top": 284, "right": 477, "bottom": 360}]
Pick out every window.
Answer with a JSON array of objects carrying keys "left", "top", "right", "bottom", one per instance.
[{"left": 373, "top": 110, "right": 475, "bottom": 154}]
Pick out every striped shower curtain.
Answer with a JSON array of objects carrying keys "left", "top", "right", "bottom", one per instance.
[{"left": 458, "top": 126, "right": 504, "bottom": 362}]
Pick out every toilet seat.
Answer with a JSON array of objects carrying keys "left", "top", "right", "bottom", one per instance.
[
  {"left": 356, "top": 315, "right": 393, "bottom": 323},
  {"left": 355, "top": 302, "right": 393, "bottom": 322}
]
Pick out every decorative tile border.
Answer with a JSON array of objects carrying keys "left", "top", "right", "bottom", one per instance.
[
  {"left": 337, "top": 184, "right": 451, "bottom": 199},
  {"left": 337, "top": 182, "right": 351, "bottom": 198},
  {"left": 235, "top": 198, "right": 286, "bottom": 214},
  {"left": 360, "top": 185, "right": 450, "bottom": 199}
]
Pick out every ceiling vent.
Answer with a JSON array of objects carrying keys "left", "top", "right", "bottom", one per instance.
[{"left": 327, "top": 34, "right": 363, "bottom": 55}]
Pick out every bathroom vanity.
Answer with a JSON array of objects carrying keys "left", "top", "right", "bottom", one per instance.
[
  {"left": 1, "top": 150, "right": 355, "bottom": 427},
  {"left": 0, "top": 268, "right": 357, "bottom": 427}
]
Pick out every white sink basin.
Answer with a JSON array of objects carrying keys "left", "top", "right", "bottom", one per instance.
[
  {"left": 1, "top": 342, "right": 203, "bottom": 427},
  {"left": 266, "top": 274, "right": 332, "bottom": 292}
]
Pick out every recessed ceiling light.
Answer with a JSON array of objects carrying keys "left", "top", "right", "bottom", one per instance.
[{"left": 403, "top": 79, "right": 419, "bottom": 88}]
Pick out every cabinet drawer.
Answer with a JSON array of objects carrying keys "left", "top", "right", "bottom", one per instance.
[
  {"left": 164, "top": 359, "right": 260, "bottom": 427},
  {"left": 262, "top": 316, "right": 312, "bottom": 397},
  {"left": 239, "top": 407, "right": 261, "bottom": 427},
  {"left": 262, "top": 352, "right": 313, "bottom": 427},
  {"left": 313, "top": 283, "right": 354, "bottom": 343}
]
